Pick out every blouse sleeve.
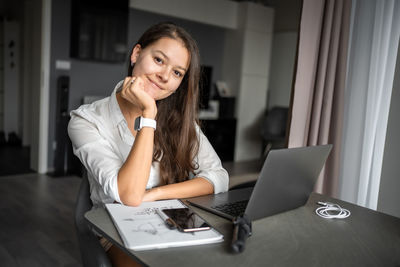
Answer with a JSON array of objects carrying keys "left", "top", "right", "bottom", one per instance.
[
  {"left": 68, "top": 111, "right": 123, "bottom": 204},
  {"left": 193, "top": 127, "right": 229, "bottom": 194}
]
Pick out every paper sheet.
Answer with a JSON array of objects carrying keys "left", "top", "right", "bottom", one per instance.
[{"left": 105, "top": 199, "right": 223, "bottom": 251}]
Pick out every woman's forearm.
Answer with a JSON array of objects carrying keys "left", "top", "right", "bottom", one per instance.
[
  {"left": 143, "top": 177, "right": 214, "bottom": 202},
  {"left": 117, "top": 127, "right": 155, "bottom": 206}
]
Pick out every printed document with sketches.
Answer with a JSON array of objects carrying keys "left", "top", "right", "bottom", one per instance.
[{"left": 105, "top": 199, "right": 223, "bottom": 251}]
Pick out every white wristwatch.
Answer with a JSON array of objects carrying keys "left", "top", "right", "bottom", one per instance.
[{"left": 134, "top": 116, "right": 157, "bottom": 131}]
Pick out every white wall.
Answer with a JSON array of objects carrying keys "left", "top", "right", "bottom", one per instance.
[
  {"left": 378, "top": 41, "right": 400, "bottom": 218},
  {"left": 267, "top": 31, "right": 298, "bottom": 109},
  {"left": 130, "top": 0, "right": 238, "bottom": 29},
  {"left": 234, "top": 3, "right": 274, "bottom": 161}
]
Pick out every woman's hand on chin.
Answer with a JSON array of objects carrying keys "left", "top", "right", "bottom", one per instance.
[{"left": 121, "top": 76, "right": 157, "bottom": 119}]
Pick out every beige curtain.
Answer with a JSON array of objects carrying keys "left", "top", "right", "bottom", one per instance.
[{"left": 287, "top": 0, "right": 352, "bottom": 196}]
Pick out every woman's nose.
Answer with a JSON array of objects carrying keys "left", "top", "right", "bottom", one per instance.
[{"left": 158, "top": 67, "right": 170, "bottom": 82}]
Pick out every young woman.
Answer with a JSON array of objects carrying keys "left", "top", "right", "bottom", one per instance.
[{"left": 68, "top": 22, "right": 229, "bottom": 266}]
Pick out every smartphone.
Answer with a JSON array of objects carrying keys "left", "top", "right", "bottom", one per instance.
[{"left": 162, "top": 208, "right": 211, "bottom": 232}]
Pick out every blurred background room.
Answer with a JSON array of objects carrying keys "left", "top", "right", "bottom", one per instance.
[{"left": 1, "top": 0, "right": 399, "bottom": 266}]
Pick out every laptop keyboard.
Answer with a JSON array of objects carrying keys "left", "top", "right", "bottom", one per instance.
[{"left": 212, "top": 200, "right": 249, "bottom": 217}]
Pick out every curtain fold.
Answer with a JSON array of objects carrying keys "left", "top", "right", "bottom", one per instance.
[
  {"left": 339, "top": 0, "right": 400, "bottom": 209},
  {"left": 290, "top": 0, "right": 400, "bottom": 207},
  {"left": 288, "top": 0, "right": 351, "bottom": 196}
]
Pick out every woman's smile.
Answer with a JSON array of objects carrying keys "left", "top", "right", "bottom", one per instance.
[{"left": 147, "top": 77, "right": 164, "bottom": 91}]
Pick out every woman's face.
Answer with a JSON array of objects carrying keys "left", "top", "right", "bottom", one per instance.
[{"left": 130, "top": 37, "right": 190, "bottom": 100}]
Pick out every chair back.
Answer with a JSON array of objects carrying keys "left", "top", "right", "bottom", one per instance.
[
  {"left": 261, "top": 107, "right": 288, "bottom": 141},
  {"left": 75, "top": 171, "right": 112, "bottom": 267}
]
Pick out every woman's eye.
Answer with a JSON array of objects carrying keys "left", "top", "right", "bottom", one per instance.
[
  {"left": 154, "top": 57, "right": 163, "bottom": 64},
  {"left": 174, "top": 70, "right": 183, "bottom": 77}
]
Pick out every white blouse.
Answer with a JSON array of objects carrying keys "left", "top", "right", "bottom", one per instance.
[{"left": 68, "top": 81, "right": 229, "bottom": 208}]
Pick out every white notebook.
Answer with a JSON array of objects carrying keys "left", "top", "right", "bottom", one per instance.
[{"left": 105, "top": 199, "right": 223, "bottom": 251}]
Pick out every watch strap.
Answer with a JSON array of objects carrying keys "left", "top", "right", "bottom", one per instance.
[{"left": 134, "top": 116, "right": 156, "bottom": 131}]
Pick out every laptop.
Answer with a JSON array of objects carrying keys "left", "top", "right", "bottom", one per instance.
[{"left": 187, "top": 145, "right": 332, "bottom": 221}]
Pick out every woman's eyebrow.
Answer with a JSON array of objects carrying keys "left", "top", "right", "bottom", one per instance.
[{"left": 155, "top": 50, "right": 187, "bottom": 72}]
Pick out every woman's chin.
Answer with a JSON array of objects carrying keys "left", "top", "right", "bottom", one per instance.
[{"left": 149, "top": 93, "right": 158, "bottom": 100}]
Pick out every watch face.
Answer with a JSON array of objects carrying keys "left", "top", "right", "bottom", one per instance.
[{"left": 134, "top": 116, "right": 141, "bottom": 131}]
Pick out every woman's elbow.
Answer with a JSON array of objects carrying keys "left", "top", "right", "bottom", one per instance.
[
  {"left": 223, "top": 178, "right": 229, "bottom": 192},
  {"left": 127, "top": 198, "right": 143, "bottom": 207},
  {"left": 219, "top": 170, "right": 230, "bottom": 193},
  {"left": 119, "top": 192, "right": 144, "bottom": 207}
]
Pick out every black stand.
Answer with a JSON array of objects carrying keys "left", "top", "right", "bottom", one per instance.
[{"left": 231, "top": 214, "right": 252, "bottom": 253}]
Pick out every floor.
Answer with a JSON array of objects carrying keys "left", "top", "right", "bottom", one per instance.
[{"left": 0, "top": 173, "right": 82, "bottom": 267}]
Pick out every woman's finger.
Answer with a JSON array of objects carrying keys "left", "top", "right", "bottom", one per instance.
[{"left": 130, "top": 77, "right": 136, "bottom": 85}]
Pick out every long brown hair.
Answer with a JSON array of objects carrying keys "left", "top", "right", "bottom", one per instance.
[{"left": 127, "top": 22, "right": 201, "bottom": 184}]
